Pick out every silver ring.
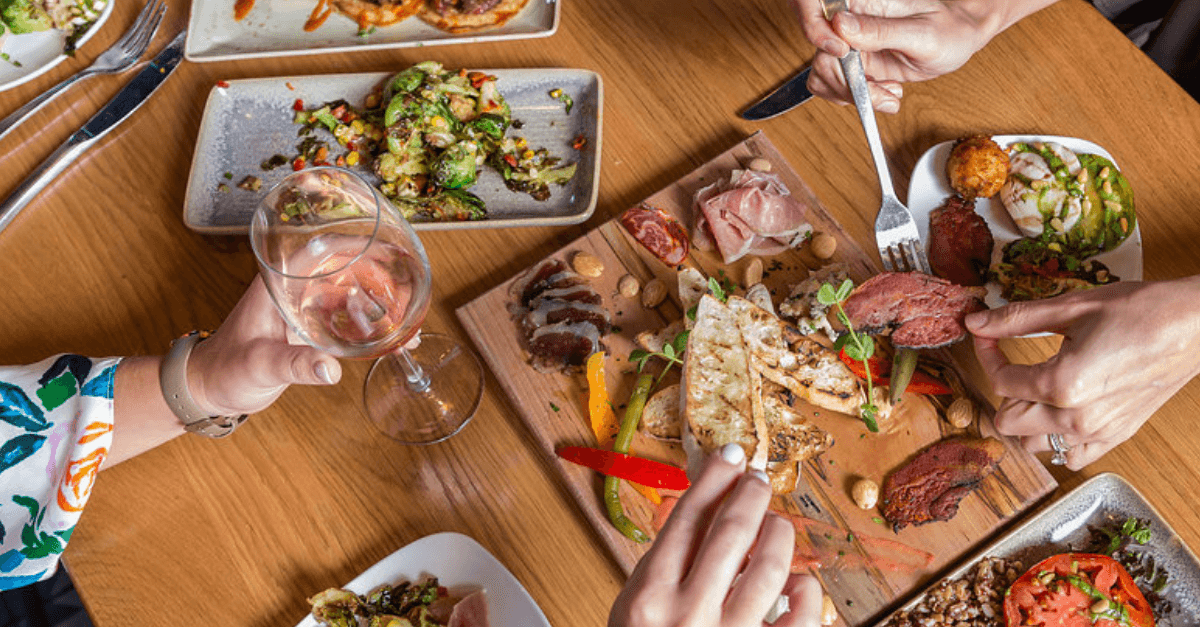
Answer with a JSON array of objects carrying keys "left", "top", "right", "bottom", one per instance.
[{"left": 1048, "top": 433, "right": 1070, "bottom": 466}]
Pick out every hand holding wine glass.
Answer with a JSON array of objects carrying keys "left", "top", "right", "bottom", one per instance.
[{"left": 251, "top": 167, "right": 483, "bottom": 443}]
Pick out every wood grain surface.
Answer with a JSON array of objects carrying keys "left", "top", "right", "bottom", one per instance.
[
  {"left": 457, "top": 131, "right": 1058, "bottom": 625},
  {"left": 0, "top": 0, "right": 1198, "bottom": 626}
]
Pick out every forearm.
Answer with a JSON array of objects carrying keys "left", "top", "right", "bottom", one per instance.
[
  {"left": 107, "top": 356, "right": 187, "bottom": 468},
  {"left": 957, "top": 0, "right": 1063, "bottom": 44}
]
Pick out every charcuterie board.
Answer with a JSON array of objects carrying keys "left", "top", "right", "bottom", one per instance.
[{"left": 457, "top": 131, "right": 1057, "bottom": 625}]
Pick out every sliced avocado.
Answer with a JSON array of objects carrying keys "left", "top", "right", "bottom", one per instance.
[{"left": 0, "top": 0, "right": 53, "bottom": 34}]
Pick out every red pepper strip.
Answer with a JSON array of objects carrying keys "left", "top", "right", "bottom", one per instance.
[
  {"left": 837, "top": 347, "right": 891, "bottom": 379},
  {"left": 837, "top": 348, "right": 951, "bottom": 395},
  {"left": 556, "top": 446, "right": 690, "bottom": 490}
]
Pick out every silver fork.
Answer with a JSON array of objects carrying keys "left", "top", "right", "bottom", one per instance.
[
  {"left": 0, "top": 0, "right": 167, "bottom": 144},
  {"left": 824, "top": 1, "right": 930, "bottom": 274}
]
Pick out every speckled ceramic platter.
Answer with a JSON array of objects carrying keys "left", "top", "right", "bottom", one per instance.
[
  {"left": 874, "top": 473, "right": 1200, "bottom": 626},
  {"left": 183, "top": 68, "right": 601, "bottom": 234},
  {"left": 185, "top": 0, "right": 558, "bottom": 62}
]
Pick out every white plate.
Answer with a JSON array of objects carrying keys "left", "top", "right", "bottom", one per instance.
[
  {"left": 908, "top": 134, "right": 1144, "bottom": 309},
  {"left": 0, "top": 0, "right": 114, "bottom": 93},
  {"left": 185, "top": 0, "right": 558, "bottom": 62},
  {"left": 294, "top": 532, "right": 552, "bottom": 627},
  {"left": 183, "top": 67, "right": 602, "bottom": 234},
  {"left": 875, "top": 473, "right": 1200, "bottom": 626}
]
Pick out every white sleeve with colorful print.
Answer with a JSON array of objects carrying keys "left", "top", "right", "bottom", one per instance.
[{"left": 0, "top": 354, "right": 120, "bottom": 591}]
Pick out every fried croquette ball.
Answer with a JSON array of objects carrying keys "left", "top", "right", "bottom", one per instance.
[{"left": 946, "top": 135, "right": 1010, "bottom": 199}]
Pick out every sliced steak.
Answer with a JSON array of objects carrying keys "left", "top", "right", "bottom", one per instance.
[
  {"left": 528, "top": 321, "right": 601, "bottom": 373},
  {"left": 510, "top": 258, "right": 569, "bottom": 305},
  {"left": 528, "top": 285, "right": 603, "bottom": 309},
  {"left": 842, "top": 272, "right": 987, "bottom": 348},
  {"left": 523, "top": 299, "right": 611, "bottom": 335},
  {"left": 881, "top": 437, "right": 1006, "bottom": 530}
]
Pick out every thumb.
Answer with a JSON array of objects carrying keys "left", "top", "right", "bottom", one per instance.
[
  {"left": 834, "top": 12, "right": 927, "bottom": 54},
  {"left": 270, "top": 346, "right": 342, "bottom": 386},
  {"left": 965, "top": 300, "right": 1073, "bottom": 339}
]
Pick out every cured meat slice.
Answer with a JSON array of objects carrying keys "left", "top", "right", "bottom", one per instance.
[
  {"left": 523, "top": 299, "right": 611, "bottom": 335},
  {"left": 620, "top": 203, "right": 690, "bottom": 266},
  {"left": 510, "top": 259, "right": 569, "bottom": 305},
  {"left": 527, "top": 321, "right": 601, "bottom": 373},
  {"left": 928, "top": 195, "right": 994, "bottom": 286},
  {"left": 881, "top": 437, "right": 1006, "bottom": 530},
  {"left": 527, "top": 285, "right": 603, "bottom": 309},
  {"left": 842, "top": 272, "right": 987, "bottom": 349},
  {"left": 448, "top": 590, "right": 492, "bottom": 627},
  {"left": 691, "top": 169, "right": 813, "bottom": 264}
]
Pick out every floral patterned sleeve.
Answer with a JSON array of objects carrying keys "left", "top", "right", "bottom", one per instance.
[{"left": 0, "top": 354, "right": 120, "bottom": 591}]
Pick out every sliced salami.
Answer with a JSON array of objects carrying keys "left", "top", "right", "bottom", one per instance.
[{"left": 620, "top": 203, "right": 690, "bottom": 266}]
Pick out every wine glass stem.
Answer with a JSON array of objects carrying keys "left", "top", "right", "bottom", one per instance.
[{"left": 396, "top": 347, "right": 432, "bottom": 392}]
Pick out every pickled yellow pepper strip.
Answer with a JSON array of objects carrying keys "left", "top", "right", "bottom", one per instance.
[{"left": 585, "top": 352, "right": 621, "bottom": 447}]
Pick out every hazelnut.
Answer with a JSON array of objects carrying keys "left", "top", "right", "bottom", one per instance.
[
  {"left": 572, "top": 252, "right": 604, "bottom": 278},
  {"left": 851, "top": 478, "right": 879, "bottom": 510},
  {"left": 618, "top": 274, "right": 640, "bottom": 298},
  {"left": 947, "top": 397, "right": 976, "bottom": 428},
  {"left": 641, "top": 279, "right": 667, "bottom": 308},
  {"left": 820, "top": 594, "right": 838, "bottom": 626},
  {"left": 811, "top": 232, "right": 837, "bottom": 260},
  {"left": 748, "top": 157, "right": 772, "bottom": 172},
  {"left": 744, "top": 258, "right": 764, "bottom": 286}
]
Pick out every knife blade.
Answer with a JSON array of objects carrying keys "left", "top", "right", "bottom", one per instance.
[
  {"left": 0, "top": 30, "right": 187, "bottom": 236},
  {"left": 739, "top": 66, "right": 814, "bottom": 121}
]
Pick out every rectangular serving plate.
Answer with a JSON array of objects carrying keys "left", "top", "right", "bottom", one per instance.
[
  {"left": 185, "top": 0, "right": 558, "bottom": 62},
  {"left": 183, "top": 68, "right": 601, "bottom": 235},
  {"left": 873, "top": 473, "right": 1200, "bottom": 626}
]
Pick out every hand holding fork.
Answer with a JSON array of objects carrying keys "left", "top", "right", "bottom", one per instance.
[{"left": 0, "top": 0, "right": 166, "bottom": 144}]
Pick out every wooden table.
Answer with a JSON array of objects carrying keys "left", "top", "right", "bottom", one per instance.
[{"left": 2, "top": 0, "right": 1198, "bottom": 625}]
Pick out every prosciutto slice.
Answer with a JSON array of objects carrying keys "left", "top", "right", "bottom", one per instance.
[
  {"left": 692, "top": 169, "right": 813, "bottom": 264},
  {"left": 448, "top": 590, "right": 491, "bottom": 627}
]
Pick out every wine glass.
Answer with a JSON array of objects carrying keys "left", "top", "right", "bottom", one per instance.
[{"left": 250, "top": 166, "right": 483, "bottom": 444}]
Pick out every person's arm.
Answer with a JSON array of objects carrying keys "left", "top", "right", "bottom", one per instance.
[
  {"left": 105, "top": 276, "right": 341, "bottom": 467},
  {"left": 967, "top": 276, "right": 1200, "bottom": 469},
  {"left": 791, "top": 0, "right": 1061, "bottom": 112}
]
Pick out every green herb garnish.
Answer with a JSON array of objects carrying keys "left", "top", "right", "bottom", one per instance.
[
  {"left": 629, "top": 331, "right": 689, "bottom": 385},
  {"left": 817, "top": 279, "right": 879, "bottom": 431}
]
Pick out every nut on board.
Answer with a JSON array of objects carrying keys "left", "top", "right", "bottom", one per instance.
[
  {"left": 641, "top": 278, "right": 667, "bottom": 308},
  {"left": 851, "top": 478, "right": 879, "bottom": 510},
  {"left": 572, "top": 252, "right": 605, "bottom": 278},
  {"left": 618, "top": 274, "right": 640, "bottom": 298},
  {"left": 811, "top": 232, "right": 837, "bottom": 259}
]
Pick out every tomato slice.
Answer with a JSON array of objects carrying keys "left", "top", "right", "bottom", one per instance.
[{"left": 1004, "top": 553, "right": 1155, "bottom": 627}]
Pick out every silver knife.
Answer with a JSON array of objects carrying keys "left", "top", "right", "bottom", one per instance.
[
  {"left": 739, "top": 66, "right": 814, "bottom": 121},
  {"left": 0, "top": 30, "right": 187, "bottom": 236}
]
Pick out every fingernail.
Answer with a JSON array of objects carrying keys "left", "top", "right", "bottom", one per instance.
[
  {"left": 721, "top": 443, "right": 746, "bottom": 465},
  {"left": 883, "top": 83, "right": 903, "bottom": 98},
  {"left": 749, "top": 470, "right": 770, "bottom": 485},
  {"left": 838, "top": 12, "right": 858, "bottom": 35},
  {"left": 314, "top": 361, "right": 334, "bottom": 384},
  {"left": 879, "top": 100, "right": 900, "bottom": 114}
]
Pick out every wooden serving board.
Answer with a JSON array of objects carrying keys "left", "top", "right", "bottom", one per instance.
[{"left": 457, "top": 131, "right": 1057, "bottom": 625}]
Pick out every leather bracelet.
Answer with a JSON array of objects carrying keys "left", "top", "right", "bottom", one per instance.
[{"left": 160, "top": 332, "right": 248, "bottom": 438}]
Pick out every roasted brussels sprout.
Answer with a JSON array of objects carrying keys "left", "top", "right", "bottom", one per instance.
[
  {"left": 393, "top": 190, "right": 486, "bottom": 222},
  {"left": 307, "top": 588, "right": 361, "bottom": 627},
  {"left": 431, "top": 141, "right": 479, "bottom": 189}
]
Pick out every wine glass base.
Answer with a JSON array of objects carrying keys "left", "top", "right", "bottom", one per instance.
[{"left": 363, "top": 333, "right": 484, "bottom": 444}]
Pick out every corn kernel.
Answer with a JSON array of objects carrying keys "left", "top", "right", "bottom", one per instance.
[
  {"left": 350, "top": 120, "right": 364, "bottom": 135},
  {"left": 522, "top": 149, "right": 535, "bottom": 160},
  {"left": 431, "top": 116, "right": 446, "bottom": 127},
  {"left": 346, "top": 151, "right": 360, "bottom": 166},
  {"left": 516, "top": 137, "right": 527, "bottom": 148}
]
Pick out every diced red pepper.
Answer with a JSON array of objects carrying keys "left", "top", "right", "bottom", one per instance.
[
  {"left": 572, "top": 134, "right": 587, "bottom": 150},
  {"left": 216, "top": 80, "right": 230, "bottom": 88},
  {"left": 292, "top": 157, "right": 306, "bottom": 171},
  {"left": 346, "top": 141, "right": 357, "bottom": 152},
  {"left": 331, "top": 104, "right": 347, "bottom": 121},
  {"left": 556, "top": 446, "right": 690, "bottom": 490},
  {"left": 292, "top": 98, "right": 305, "bottom": 112},
  {"left": 503, "top": 154, "right": 519, "bottom": 167}
]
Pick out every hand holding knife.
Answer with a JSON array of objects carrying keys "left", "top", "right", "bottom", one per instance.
[{"left": 0, "top": 30, "right": 187, "bottom": 236}]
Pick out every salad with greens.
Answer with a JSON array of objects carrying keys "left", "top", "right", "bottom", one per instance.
[
  {"left": 308, "top": 577, "right": 457, "bottom": 627},
  {"left": 289, "top": 61, "right": 578, "bottom": 223}
]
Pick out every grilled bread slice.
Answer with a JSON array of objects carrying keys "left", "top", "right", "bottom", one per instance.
[
  {"left": 684, "top": 295, "right": 769, "bottom": 470},
  {"left": 726, "top": 295, "right": 863, "bottom": 415}
]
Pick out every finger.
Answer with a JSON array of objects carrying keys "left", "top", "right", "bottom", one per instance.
[
  {"left": 264, "top": 345, "right": 342, "bottom": 386},
  {"left": 790, "top": 0, "right": 849, "bottom": 56},
  {"left": 723, "top": 514, "right": 795, "bottom": 626},
  {"left": 769, "top": 574, "right": 823, "bottom": 627},
  {"left": 966, "top": 297, "right": 1084, "bottom": 339},
  {"left": 972, "top": 336, "right": 1065, "bottom": 405},
  {"left": 993, "top": 398, "right": 1076, "bottom": 438},
  {"left": 644, "top": 444, "right": 747, "bottom": 580},
  {"left": 832, "top": 11, "right": 935, "bottom": 57},
  {"left": 808, "top": 54, "right": 851, "bottom": 105},
  {"left": 1065, "top": 439, "right": 1120, "bottom": 470},
  {"left": 682, "top": 471, "right": 775, "bottom": 599}
]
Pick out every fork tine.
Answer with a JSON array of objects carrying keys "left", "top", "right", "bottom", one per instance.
[
  {"left": 902, "top": 239, "right": 931, "bottom": 274},
  {"left": 879, "top": 246, "right": 896, "bottom": 272},
  {"left": 113, "top": 0, "right": 161, "bottom": 49},
  {"left": 123, "top": 0, "right": 166, "bottom": 56}
]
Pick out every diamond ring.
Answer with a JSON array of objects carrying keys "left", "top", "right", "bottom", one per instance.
[{"left": 1048, "top": 433, "right": 1070, "bottom": 466}]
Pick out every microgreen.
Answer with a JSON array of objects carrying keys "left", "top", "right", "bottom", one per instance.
[
  {"left": 628, "top": 331, "right": 690, "bottom": 386},
  {"left": 816, "top": 279, "right": 880, "bottom": 432}
]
